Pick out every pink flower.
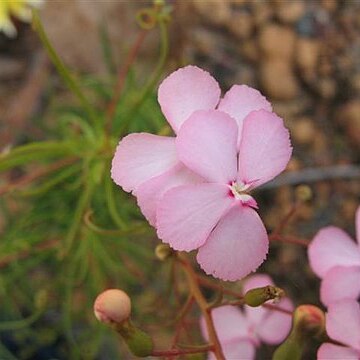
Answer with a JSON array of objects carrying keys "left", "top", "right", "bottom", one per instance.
[
  {"left": 318, "top": 299, "right": 360, "bottom": 360},
  {"left": 111, "top": 66, "right": 218, "bottom": 225},
  {"left": 308, "top": 206, "right": 360, "bottom": 306},
  {"left": 112, "top": 65, "right": 292, "bottom": 280},
  {"left": 201, "top": 274, "right": 294, "bottom": 360}
]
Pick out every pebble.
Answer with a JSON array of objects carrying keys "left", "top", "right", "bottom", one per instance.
[
  {"left": 296, "top": 38, "right": 320, "bottom": 74},
  {"left": 291, "top": 117, "right": 317, "bottom": 145},
  {"left": 337, "top": 101, "right": 360, "bottom": 147},
  {"left": 260, "top": 59, "right": 299, "bottom": 100},
  {"left": 258, "top": 24, "right": 296, "bottom": 60},
  {"left": 227, "top": 12, "right": 254, "bottom": 39},
  {"left": 274, "top": 1, "right": 306, "bottom": 24},
  {"left": 192, "top": 0, "right": 231, "bottom": 25}
]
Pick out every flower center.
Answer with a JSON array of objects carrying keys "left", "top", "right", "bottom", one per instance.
[{"left": 229, "top": 181, "right": 258, "bottom": 209}]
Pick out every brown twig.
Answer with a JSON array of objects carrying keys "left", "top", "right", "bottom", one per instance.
[
  {"left": 177, "top": 253, "right": 225, "bottom": 360},
  {"left": 273, "top": 202, "right": 299, "bottom": 235},
  {"left": 105, "top": 29, "right": 148, "bottom": 133},
  {"left": 196, "top": 275, "right": 241, "bottom": 298},
  {"left": 152, "top": 345, "right": 214, "bottom": 357},
  {"left": 170, "top": 295, "right": 194, "bottom": 350},
  {"left": 269, "top": 233, "right": 309, "bottom": 247}
]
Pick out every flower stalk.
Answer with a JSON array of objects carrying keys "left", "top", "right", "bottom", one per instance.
[{"left": 177, "top": 253, "right": 225, "bottom": 360}]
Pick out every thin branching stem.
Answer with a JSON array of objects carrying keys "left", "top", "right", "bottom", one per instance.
[
  {"left": 32, "top": 10, "right": 99, "bottom": 132},
  {"left": 177, "top": 253, "right": 225, "bottom": 360}
]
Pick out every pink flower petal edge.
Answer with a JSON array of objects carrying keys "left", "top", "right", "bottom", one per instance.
[
  {"left": 176, "top": 109, "right": 238, "bottom": 184},
  {"left": 196, "top": 205, "right": 268, "bottom": 281},
  {"left": 237, "top": 109, "right": 292, "bottom": 188},
  {"left": 326, "top": 300, "right": 360, "bottom": 352},
  {"left": 218, "top": 84, "right": 272, "bottom": 148},
  {"left": 201, "top": 305, "right": 249, "bottom": 344},
  {"left": 111, "top": 133, "right": 178, "bottom": 193},
  {"left": 318, "top": 343, "right": 359, "bottom": 360},
  {"left": 158, "top": 65, "right": 221, "bottom": 133},
  {"left": 156, "top": 183, "right": 234, "bottom": 252},
  {"left": 308, "top": 226, "right": 360, "bottom": 278},
  {"left": 134, "top": 164, "right": 203, "bottom": 226},
  {"left": 320, "top": 266, "right": 360, "bottom": 307}
]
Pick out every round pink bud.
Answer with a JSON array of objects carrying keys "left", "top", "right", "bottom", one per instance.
[{"left": 94, "top": 289, "right": 131, "bottom": 324}]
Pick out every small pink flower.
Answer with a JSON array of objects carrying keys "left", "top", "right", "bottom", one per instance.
[
  {"left": 308, "top": 206, "right": 360, "bottom": 306},
  {"left": 318, "top": 299, "right": 360, "bottom": 360},
  {"left": 112, "top": 66, "right": 277, "bottom": 226},
  {"left": 201, "top": 274, "right": 294, "bottom": 360},
  {"left": 111, "top": 66, "right": 221, "bottom": 226},
  {"left": 112, "top": 65, "right": 292, "bottom": 280}
]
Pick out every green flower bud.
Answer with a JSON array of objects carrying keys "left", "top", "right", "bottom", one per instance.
[
  {"left": 244, "top": 285, "right": 285, "bottom": 307},
  {"left": 272, "top": 332, "right": 303, "bottom": 360},
  {"left": 273, "top": 305, "right": 325, "bottom": 360},
  {"left": 117, "top": 320, "right": 154, "bottom": 357}
]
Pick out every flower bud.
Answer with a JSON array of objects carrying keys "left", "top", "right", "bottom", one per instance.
[
  {"left": 155, "top": 243, "right": 173, "bottom": 261},
  {"left": 293, "top": 304, "right": 325, "bottom": 336},
  {"left": 94, "top": 289, "right": 153, "bottom": 357},
  {"left": 273, "top": 305, "right": 325, "bottom": 360},
  {"left": 94, "top": 289, "right": 131, "bottom": 325},
  {"left": 273, "top": 334, "right": 302, "bottom": 360},
  {"left": 244, "top": 285, "right": 285, "bottom": 307}
]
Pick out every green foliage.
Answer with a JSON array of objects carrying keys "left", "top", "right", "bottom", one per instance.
[{"left": 0, "top": 4, "right": 170, "bottom": 358}]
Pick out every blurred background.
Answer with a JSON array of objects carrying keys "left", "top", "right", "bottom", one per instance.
[{"left": 0, "top": 0, "right": 359, "bottom": 359}]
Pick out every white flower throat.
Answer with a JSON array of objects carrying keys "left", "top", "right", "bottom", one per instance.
[{"left": 229, "top": 181, "right": 257, "bottom": 208}]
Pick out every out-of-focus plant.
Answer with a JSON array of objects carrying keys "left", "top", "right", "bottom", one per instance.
[{"left": 0, "top": 1, "right": 171, "bottom": 358}]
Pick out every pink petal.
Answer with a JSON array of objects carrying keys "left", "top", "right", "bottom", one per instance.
[
  {"left": 321, "top": 266, "right": 360, "bottom": 307},
  {"left": 201, "top": 306, "right": 250, "bottom": 343},
  {"left": 218, "top": 85, "right": 272, "bottom": 148},
  {"left": 158, "top": 65, "right": 221, "bottom": 133},
  {"left": 156, "top": 183, "right": 234, "bottom": 251},
  {"left": 254, "top": 298, "right": 294, "bottom": 345},
  {"left": 308, "top": 227, "right": 360, "bottom": 278},
  {"left": 243, "top": 274, "right": 274, "bottom": 294},
  {"left": 326, "top": 300, "right": 360, "bottom": 351},
  {"left": 197, "top": 205, "right": 268, "bottom": 281},
  {"left": 356, "top": 206, "right": 360, "bottom": 245},
  {"left": 134, "top": 164, "right": 203, "bottom": 226},
  {"left": 318, "top": 343, "right": 359, "bottom": 360},
  {"left": 237, "top": 110, "right": 292, "bottom": 188},
  {"left": 111, "top": 133, "right": 178, "bottom": 193},
  {"left": 208, "top": 339, "right": 256, "bottom": 360},
  {"left": 176, "top": 109, "right": 238, "bottom": 183}
]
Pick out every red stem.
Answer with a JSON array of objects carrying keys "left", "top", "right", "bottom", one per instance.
[{"left": 269, "top": 233, "right": 309, "bottom": 247}]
